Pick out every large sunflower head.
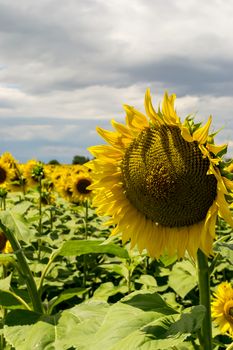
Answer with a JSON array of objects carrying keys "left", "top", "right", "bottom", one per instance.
[
  {"left": 88, "top": 89, "right": 233, "bottom": 260},
  {"left": 212, "top": 281, "right": 233, "bottom": 338}
]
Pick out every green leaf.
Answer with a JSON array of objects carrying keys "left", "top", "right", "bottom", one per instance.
[
  {"left": 0, "top": 273, "right": 12, "bottom": 290},
  {"left": 99, "top": 263, "right": 129, "bottom": 279},
  {"left": 59, "top": 240, "right": 129, "bottom": 259},
  {"left": 214, "top": 241, "right": 233, "bottom": 265},
  {"left": 5, "top": 309, "right": 41, "bottom": 326},
  {"left": 76, "top": 292, "right": 202, "bottom": 350},
  {"left": 167, "top": 305, "right": 205, "bottom": 335},
  {"left": 159, "top": 253, "right": 177, "bottom": 267},
  {"left": 4, "top": 302, "right": 109, "bottom": 350},
  {"left": 3, "top": 292, "right": 204, "bottom": 350},
  {"left": 168, "top": 260, "right": 197, "bottom": 298},
  {"left": 4, "top": 319, "right": 57, "bottom": 350},
  {"left": 93, "top": 282, "right": 128, "bottom": 301},
  {"left": 0, "top": 210, "right": 31, "bottom": 243},
  {"left": 11, "top": 201, "right": 32, "bottom": 215},
  {"left": 0, "top": 254, "right": 15, "bottom": 266},
  {"left": 0, "top": 290, "right": 23, "bottom": 309},
  {"left": 48, "top": 287, "right": 89, "bottom": 314},
  {"left": 135, "top": 274, "right": 157, "bottom": 288},
  {"left": 122, "top": 290, "right": 178, "bottom": 314}
]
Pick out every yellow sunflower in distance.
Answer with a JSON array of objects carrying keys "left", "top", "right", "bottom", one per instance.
[
  {"left": 212, "top": 281, "right": 233, "bottom": 338},
  {"left": 71, "top": 173, "right": 93, "bottom": 203},
  {"left": 0, "top": 158, "right": 13, "bottom": 186},
  {"left": 88, "top": 89, "right": 233, "bottom": 259}
]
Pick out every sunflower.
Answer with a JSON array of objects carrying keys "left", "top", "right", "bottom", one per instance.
[
  {"left": 70, "top": 173, "right": 93, "bottom": 203},
  {"left": 0, "top": 158, "right": 13, "bottom": 186},
  {"left": 88, "top": 89, "right": 233, "bottom": 259},
  {"left": 0, "top": 152, "right": 17, "bottom": 169},
  {"left": 2, "top": 240, "right": 13, "bottom": 254},
  {"left": 23, "top": 160, "right": 47, "bottom": 188},
  {"left": 0, "top": 231, "right": 7, "bottom": 251},
  {"left": 56, "top": 172, "right": 73, "bottom": 202},
  {"left": 212, "top": 281, "right": 233, "bottom": 338},
  {"left": 8, "top": 163, "right": 27, "bottom": 192}
]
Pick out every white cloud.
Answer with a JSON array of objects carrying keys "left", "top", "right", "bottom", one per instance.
[
  {"left": 0, "top": 0, "right": 232, "bottom": 161},
  {"left": 0, "top": 123, "right": 78, "bottom": 141}
]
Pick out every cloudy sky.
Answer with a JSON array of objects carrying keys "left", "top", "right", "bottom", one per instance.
[{"left": 0, "top": 0, "right": 233, "bottom": 163}]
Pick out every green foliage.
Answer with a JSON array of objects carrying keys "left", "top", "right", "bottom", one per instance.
[
  {"left": 72, "top": 155, "right": 90, "bottom": 165},
  {"left": 2, "top": 292, "right": 205, "bottom": 350},
  {"left": 48, "top": 159, "right": 60, "bottom": 165},
  {"left": 0, "top": 190, "right": 232, "bottom": 349}
]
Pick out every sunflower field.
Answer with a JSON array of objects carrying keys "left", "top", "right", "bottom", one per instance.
[{"left": 0, "top": 89, "right": 233, "bottom": 350}]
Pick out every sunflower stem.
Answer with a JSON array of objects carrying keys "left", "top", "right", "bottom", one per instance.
[
  {"left": 38, "top": 249, "right": 59, "bottom": 301},
  {"left": 0, "top": 265, "right": 7, "bottom": 349},
  {"left": 37, "top": 177, "right": 43, "bottom": 261},
  {"left": 197, "top": 249, "right": 212, "bottom": 350},
  {"left": 82, "top": 200, "right": 89, "bottom": 289},
  {"left": 0, "top": 221, "right": 44, "bottom": 314}
]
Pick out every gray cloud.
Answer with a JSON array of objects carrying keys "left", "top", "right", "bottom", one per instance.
[{"left": 0, "top": 0, "right": 232, "bottom": 161}]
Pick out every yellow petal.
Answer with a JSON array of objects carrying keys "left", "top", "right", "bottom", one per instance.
[
  {"left": 181, "top": 126, "right": 193, "bottom": 142},
  {"left": 216, "top": 191, "right": 233, "bottom": 228},
  {"left": 206, "top": 143, "right": 227, "bottom": 155},
  {"left": 222, "top": 176, "right": 233, "bottom": 192},
  {"left": 144, "top": 88, "right": 163, "bottom": 125},
  {"left": 111, "top": 120, "right": 133, "bottom": 138},
  {"left": 193, "top": 116, "right": 212, "bottom": 144},
  {"left": 162, "top": 91, "right": 180, "bottom": 125},
  {"left": 123, "top": 105, "right": 148, "bottom": 130}
]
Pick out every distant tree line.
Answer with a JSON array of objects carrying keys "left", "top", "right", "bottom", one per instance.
[{"left": 47, "top": 155, "right": 90, "bottom": 165}]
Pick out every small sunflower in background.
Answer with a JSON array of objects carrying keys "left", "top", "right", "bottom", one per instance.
[
  {"left": 71, "top": 164, "right": 86, "bottom": 175},
  {"left": 8, "top": 163, "right": 27, "bottom": 193},
  {"left": 49, "top": 165, "right": 66, "bottom": 192},
  {"left": 0, "top": 231, "right": 13, "bottom": 254},
  {"left": 0, "top": 152, "right": 18, "bottom": 171},
  {"left": 88, "top": 88, "right": 233, "bottom": 260},
  {"left": 56, "top": 172, "right": 73, "bottom": 202},
  {"left": 0, "top": 158, "right": 13, "bottom": 187},
  {"left": 23, "top": 160, "right": 46, "bottom": 188},
  {"left": 2, "top": 240, "right": 13, "bottom": 254},
  {"left": 212, "top": 281, "right": 233, "bottom": 338},
  {"left": 70, "top": 172, "right": 93, "bottom": 203}
]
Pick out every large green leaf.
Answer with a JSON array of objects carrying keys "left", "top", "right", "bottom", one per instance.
[
  {"left": 3, "top": 291, "right": 204, "bottom": 350},
  {"left": 74, "top": 291, "right": 204, "bottom": 350},
  {"left": 11, "top": 201, "right": 33, "bottom": 215},
  {"left": 168, "top": 260, "right": 197, "bottom": 298},
  {"left": 4, "top": 302, "right": 109, "bottom": 350},
  {"left": 167, "top": 305, "right": 205, "bottom": 335},
  {"left": 0, "top": 290, "right": 23, "bottom": 309},
  {"left": 48, "top": 287, "right": 89, "bottom": 314},
  {"left": 0, "top": 273, "right": 12, "bottom": 291},
  {"left": 99, "top": 263, "right": 129, "bottom": 279},
  {"left": 0, "top": 210, "right": 31, "bottom": 243},
  {"left": 0, "top": 254, "right": 15, "bottom": 266},
  {"left": 59, "top": 240, "right": 129, "bottom": 259},
  {"left": 214, "top": 240, "right": 233, "bottom": 265},
  {"left": 93, "top": 282, "right": 128, "bottom": 301},
  {"left": 122, "top": 290, "right": 178, "bottom": 314}
]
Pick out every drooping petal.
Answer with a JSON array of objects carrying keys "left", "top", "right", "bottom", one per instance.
[{"left": 193, "top": 116, "right": 212, "bottom": 144}]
